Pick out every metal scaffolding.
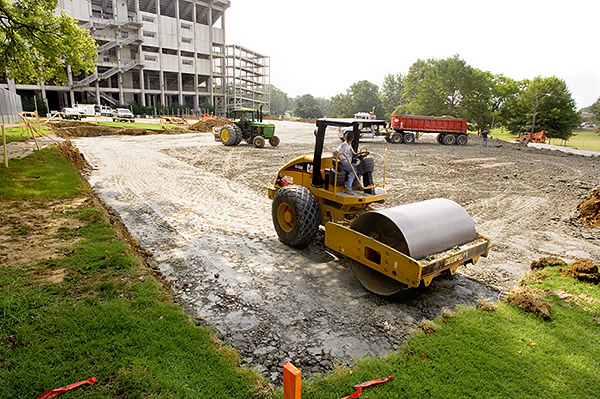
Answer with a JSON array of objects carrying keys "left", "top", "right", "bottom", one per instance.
[{"left": 224, "top": 45, "right": 270, "bottom": 114}]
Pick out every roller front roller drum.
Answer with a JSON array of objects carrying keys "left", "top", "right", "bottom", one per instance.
[{"left": 325, "top": 199, "right": 489, "bottom": 296}]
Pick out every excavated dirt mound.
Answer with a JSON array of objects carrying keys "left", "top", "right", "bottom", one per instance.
[
  {"left": 504, "top": 289, "right": 552, "bottom": 320},
  {"left": 59, "top": 140, "right": 88, "bottom": 171},
  {"left": 560, "top": 258, "right": 600, "bottom": 284},
  {"left": 578, "top": 188, "right": 600, "bottom": 228},
  {"left": 47, "top": 121, "right": 180, "bottom": 138},
  {"left": 531, "top": 256, "right": 567, "bottom": 270},
  {"left": 189, "top": 117, "right": 231, "bottom": 132}
]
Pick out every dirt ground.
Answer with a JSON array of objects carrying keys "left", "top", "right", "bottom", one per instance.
[{"left": 43, "top": 120, "right": 600, "bottom": 382}]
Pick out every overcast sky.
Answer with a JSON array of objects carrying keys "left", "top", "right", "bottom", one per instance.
[{"left": 225, "top": 0, "right": 599, "bottom": 109}]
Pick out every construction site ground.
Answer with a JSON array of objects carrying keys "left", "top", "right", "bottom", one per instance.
[{"left": 47, "top": 120, "right": 600, "bottom": 381}]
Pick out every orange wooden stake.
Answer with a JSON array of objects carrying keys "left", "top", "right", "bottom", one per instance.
[{"left": 283, "top": 362, "right": 301, "bottom": 399}]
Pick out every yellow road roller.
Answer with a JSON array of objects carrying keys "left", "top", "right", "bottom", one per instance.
[{"left": 268, "top": 118, "right": 489, "bottom": 296}]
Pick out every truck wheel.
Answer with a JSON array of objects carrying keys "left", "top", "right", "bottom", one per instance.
[
  {"left": 391, "top": 133, "right": 403, "bottom": 144},
  {"left": 272, "top": 185, "right": 319, "bottom": 249},
  {"left": 253, "top": 135, "right": 265, "bottom": 148},
  {"left": 269, "top": 135, "right": 280, "bottom": 146},
  {"left": 457, "top": 134, "right": 468, "bottom": 145},
  {"left": 403, "top": 133, "right": 415, "bottom": 144},
  {"left": 437, "top": 134, "right": 444, "bottom": 144},
  {"left": 219, "top": 125, "right": 238, "bottom": 146},
  {"left": 442, "top": 134, "right": 456, "bottom": 145}
]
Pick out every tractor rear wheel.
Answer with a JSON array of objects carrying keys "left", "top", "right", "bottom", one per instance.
[
  {"left": 272, "top": 186, "right": 319, "bottom": 249},
  {"left": 269, "top": 135, "right": 280, "bottom": 146},
  {"left": 219, "top": 125, "right": 238, "bottom": 146},
  {"left": 233, "top": 125, "right": 243, "bottom": 145},
  {"left": 253, "top": 135, "right": 265, "bottom": 148}
]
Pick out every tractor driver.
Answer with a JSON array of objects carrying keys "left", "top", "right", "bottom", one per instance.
[{"left": 332, "top": 131, "right": 362, "bottom": 192}]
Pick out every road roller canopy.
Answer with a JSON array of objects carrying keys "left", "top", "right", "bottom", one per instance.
[{"left": 312, "top": 118, "right": 387, "bottom": 188}]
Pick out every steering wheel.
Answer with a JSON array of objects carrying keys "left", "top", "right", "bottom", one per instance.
[{"left": 355, "top": 147, "right": 370, "bottom": 160}]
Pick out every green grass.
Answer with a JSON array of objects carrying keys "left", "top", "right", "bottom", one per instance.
[
  {"left": 489, "top": 128, "right": 600, "bottom": 151},
  {"left": 0, "top": 148, "right": 267, "bottom": 398},
  {"left": 0, "top": 147, "right": 84, "bottom": 198},
  {"left": 1, "top": 125, "right": 51, "bottom": 144},
  {"left": 299, "top": 269, "right": 600, "bottom": 399}
]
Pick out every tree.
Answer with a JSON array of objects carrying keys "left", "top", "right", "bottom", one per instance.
[
  {"left": 380, "top": 73, "right": 405, "bottom": 120},
  {"left": 402, "top": 55, "right": 482, "bottom": 119},
  {"left": 269, "top": 85, "right": 290, "bottom": 118},
  {"left": 328, "top": 80, "right": 382, "bottom": 118},
  {"left": 328, "top": 93, "right": 352, "bottom": 117},
  {"left": 315, "top": 97, "right": 330, "bottom": 118},
  {"left": 293, "top": 94, "right": 323, "bottom": 119},
  {"left": 500, "top": 77, "right": 580, "bottom": 140},
  {"left": 0, "top": 0, "right": 97, "bottom": 84}
]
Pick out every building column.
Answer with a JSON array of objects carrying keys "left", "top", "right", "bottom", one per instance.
[
  {"left": 208, "top": 3, "right": 214, "bottom": 107},
  {"left": 7, "top": 78, "right": 16, "bottom": 93},
  {"left": 40, "top": 82, "right": 48, "bottom": 116},
  {"left": 67, "top": 65, "right": 75, "bottom": 106}
]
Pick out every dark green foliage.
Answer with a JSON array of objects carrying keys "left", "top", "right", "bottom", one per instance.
[
  {"left": 328, "top": 80, "right": 382, "bottom": 118},
  {"left": 269, "top": 84, "right": 292, "bottom": 118},
  {"left": 294, "top": 94, "right": 323, "bottom": 118},
  {"left": 0, "top": 0, "right": 97, "bottom": 83},
  {"left": 499, "top": 76, "right": 580, "bottom": 139}
]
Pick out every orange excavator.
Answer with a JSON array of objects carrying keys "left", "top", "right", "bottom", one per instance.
[{"left": 518, "top": 130, "right": 547, "bottom": 143}]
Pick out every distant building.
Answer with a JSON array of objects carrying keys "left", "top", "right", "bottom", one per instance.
[{"left": 0, "top": 0, "right": 270, "bottom": 115}]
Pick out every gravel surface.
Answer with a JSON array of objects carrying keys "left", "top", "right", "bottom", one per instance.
[{"left": 72, "top": 120, "right": 600, "bottom": 382}]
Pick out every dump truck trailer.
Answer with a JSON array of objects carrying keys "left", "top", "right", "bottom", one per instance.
[{"left": 388, "top": 115, "right": 469, "bottom": 145}]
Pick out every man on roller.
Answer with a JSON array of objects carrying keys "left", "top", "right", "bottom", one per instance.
[{"left": 333, "top": 131, "right": 362, "bottom": 192}]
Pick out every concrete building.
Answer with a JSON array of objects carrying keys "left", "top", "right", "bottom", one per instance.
[{"left": 1, "top": 0, "right": 270, "bottom": 115}]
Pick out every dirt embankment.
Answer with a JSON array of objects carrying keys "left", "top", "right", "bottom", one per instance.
[
  {"left": 189, "top": 117, "right": 231, "bottom": 132},
  {"left": 47, "top": 121, "right": 184, "bottom": 138}
]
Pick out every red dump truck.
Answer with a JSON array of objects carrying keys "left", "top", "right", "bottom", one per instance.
[{"left": 388, "top": 115, "right": 469, "bottom": 145}]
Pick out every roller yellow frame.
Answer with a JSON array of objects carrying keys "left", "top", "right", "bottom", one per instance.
[{"left": 325, "top": 222, "right": 490, "bottom": 288}]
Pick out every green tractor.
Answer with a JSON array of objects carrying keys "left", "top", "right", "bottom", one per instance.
[{"left": 214, "top": 108, "right": 279, "bottom": 148}]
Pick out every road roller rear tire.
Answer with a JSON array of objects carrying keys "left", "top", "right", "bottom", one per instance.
[{"left": 272, "top": 186, "right": 319, "bottom": 249}]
